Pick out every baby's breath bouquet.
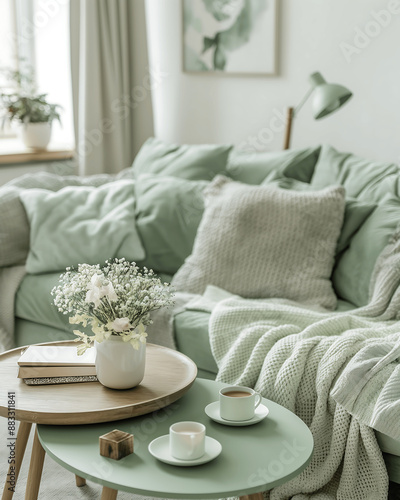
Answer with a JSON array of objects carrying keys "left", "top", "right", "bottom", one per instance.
[{"left": 52, "top": 259, "right": 174, "bottom": 355}]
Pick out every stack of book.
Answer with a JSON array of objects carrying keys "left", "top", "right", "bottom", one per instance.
[{"left": 18, "top": 345, "right": 97, "bottom": 385}]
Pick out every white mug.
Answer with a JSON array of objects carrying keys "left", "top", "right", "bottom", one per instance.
[
  {"left": 169, "top": 421, "right": 206, "bottom": 460},
  {"left": 219, "top": 385, "right": 262, "bottom": 421}
]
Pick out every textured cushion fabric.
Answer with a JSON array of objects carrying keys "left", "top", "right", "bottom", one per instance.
[
  {"left": 135, "top": 175, "right": 209, "bottom": 275},
  {"left": 332, "top": 198, "right": 400, "bottom": 307},
  {"left": 226, "top": 145, "right": 321, "bottom": 185},
  {"left": 16, "top": 273, "right": 74, "bottom": 332},
  {"left": 310, "top": 144, "right": 398, "bottom": 199},
  {"left": 0, "top": 187, "right": 30, "bottom": 267},
  {"left": 20, "top": 180, "right": 145, "bottom": 274},
  {"left": 336, "top": 198, "right": 377, "bottom": 254},
  {"left": 172, "top": 176, "right": 346, "bottom": 309},
  {"left": 14, "top": 319, "right": 73, "bottom": 348},
  {"left": 0, "top": 169, "right": 134, "bottom": 268},
  {"left": 357, "top": 173, "right": 400, "bottom": 204},
  {"left": 262, "top": 175, "right": 377, "bottom": 254},
  {"left": 174, "top": 310, "right": 218, "bottom": 375},
  {"left": 5, "top": 167, "right": 134, "bottom": 190},
  {"left": 132, "top": 137, "right": 232, "bottom": 180}
]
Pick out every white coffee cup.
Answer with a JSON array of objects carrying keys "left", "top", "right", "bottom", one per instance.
[
  {"left": 169, "top": 421, "right": 206, "bottom": 460},
  {"left": 219, "top": 385, "right": 262, "bottom": 421}
]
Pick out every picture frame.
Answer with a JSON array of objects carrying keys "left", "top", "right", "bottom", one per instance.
[{"left": 182, "top": 0, "right": 278, "bottom": 76}]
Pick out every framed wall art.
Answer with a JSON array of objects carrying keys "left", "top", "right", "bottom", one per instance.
[{"left": 182, "top": 0, "right": 277, "bottom": 75}]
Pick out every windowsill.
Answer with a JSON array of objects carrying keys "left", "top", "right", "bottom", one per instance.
[{"left": 0, "top": 138, "right": 75, "bottom": 165}]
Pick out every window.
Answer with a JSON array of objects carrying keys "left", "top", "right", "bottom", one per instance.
[
  {"left": 0, "top": 0, "right": 18, "bottom": 137},
  {"left": 0, "top": 0, "right": 74, "bottom": 146}
]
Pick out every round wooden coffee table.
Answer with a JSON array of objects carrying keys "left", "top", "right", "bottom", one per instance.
[{"left": 0, "top": 341, "right": 197, "bottom": 500}]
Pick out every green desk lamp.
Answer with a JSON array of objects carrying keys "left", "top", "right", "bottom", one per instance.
[{"left": 283, "top": 72, "right": 352, "bottom": 149}]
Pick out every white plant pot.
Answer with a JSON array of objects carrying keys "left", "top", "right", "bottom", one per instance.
[
  {"left": 95, "top": 336, "right": 146, "bottom": 390},
  {"left": 20, "top": 122, "right": 52, "bottom": 150}
]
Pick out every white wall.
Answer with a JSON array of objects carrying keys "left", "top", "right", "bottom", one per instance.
[{"left": 145, "top": 0, "right": 400, "bottom": 164}]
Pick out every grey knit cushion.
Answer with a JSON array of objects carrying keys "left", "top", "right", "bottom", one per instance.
[{"left": 172, "top": 176, "right": 346, "bottom": 310}]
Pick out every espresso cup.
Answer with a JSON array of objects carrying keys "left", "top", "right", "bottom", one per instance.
[
  {"left": 219, "top": 386, "right": 262, "bottom": 421},
  {"left": 169, "top": 421, "right": 206, "bottom": 460}
]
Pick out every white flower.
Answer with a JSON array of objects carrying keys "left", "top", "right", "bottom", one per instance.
[
  {"left": 52, "top": 259, "right": 174, "bottom": 354},
  {"left": 85, "top": 275, "right": 118, "bottom": 308},
  {"left": 102, "top": 282, "right": 118, "bottom": 302},
  {"left": 85, "top": 286, "right": 102, "bottom": 308},
  {"left": 110, "top": 317, "right": 133, "bottom": 333},
  {"left": 90, "top": 273, "right": 103, "bottom": 287}
]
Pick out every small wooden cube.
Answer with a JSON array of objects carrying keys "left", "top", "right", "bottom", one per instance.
[{"left": 99, "top": 429, "right": 134, "bottom": 460}]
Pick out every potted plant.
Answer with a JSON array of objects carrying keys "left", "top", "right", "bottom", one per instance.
[
  {"left": 0, "top": 67, "right": 61, "bottom": 150},
  {"left": 52, "top": 259, "right": 175, "bottom": 390}
]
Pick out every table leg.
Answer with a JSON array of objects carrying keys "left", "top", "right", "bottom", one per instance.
[
  {"left": 75, "top": 475, "right": 86, "bottom": 487},
  {"left": 2, "top": 421, "right": 32, "bottom": 500},
  {"left": 24, "top": 428, "right": 45, "bottom": 500},
  {"left": 240, "top": 494, "right": 264, "bottom": 500},
  {"left": 101, "top": 486, "right": 118, "bottom": 500}
]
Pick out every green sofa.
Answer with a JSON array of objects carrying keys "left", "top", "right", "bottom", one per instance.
[{"left": 5, "top": 138, "right": 400, "bottom": 485}]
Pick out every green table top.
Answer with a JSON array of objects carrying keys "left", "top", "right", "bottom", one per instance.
[{"left": 37, "top": 379, "right": 313, "bottom": 498}]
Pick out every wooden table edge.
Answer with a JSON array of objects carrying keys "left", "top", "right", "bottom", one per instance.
[{"left": 0, "top": 341, "right": 198, "bottom": 425}]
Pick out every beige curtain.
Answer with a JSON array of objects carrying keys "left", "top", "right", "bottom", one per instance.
[{"left": 70, "top": 0, "right": 138, "bottom": 176}]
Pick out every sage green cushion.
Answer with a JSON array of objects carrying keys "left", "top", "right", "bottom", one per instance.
[
  {"left": 132, "top": 137, "right": 232, "bottom": 180},
  {"left": 20, "top": 180, "right": 145, "bottom": 274},
  {"left": 310, "top": 144, "right": 398, "bottom": 199},
  {"left": 0, "top": 169, "right": 135, "bottom": 268},
  {"left": 262, "top": 175, "right": 377, "bottom": 254},
  {"left": 0, "top": 187, "right": 30, "bottom": 267},
  {"left": 226, "top": 146, "right": 321, "bottom": 185},
  {"left": 356, "top": 173, "right": 400, "bottom": 204},
  {"left": 174, "top": 310, "right": 218, "bottom": 376},
  {"left": 337, "top": 199, "right": 377, "bottom": 254},
  {"left": 332, "top": 198, "right": 400, "bottom": 307},
  {"left": 135, "top": 175, "right": 209, "bottom": 275}
]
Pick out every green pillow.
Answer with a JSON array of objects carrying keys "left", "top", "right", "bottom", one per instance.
[
  {"left": 20, "top": 180, "right": 145, "bottom": 274},
  {"left": 0, "top": 186, "right": 30, "bottom": 267},
  {"left": 132, "top": 137, "right": 232, "bottom": 180},
  {"left": 332, "top": 198, "right": 400, "bottom": 307},
  {"left": 135, "top": 175, "right": 209, "bottom": 275},
  {"left": 310, "top": 144, "right": 398, "bottom": 199},
  {"left": 226, "top": 146, "right": 321, "bottom": 185},
  {"left": 262, "top": 175, "right": 376, "bottom": 254}
]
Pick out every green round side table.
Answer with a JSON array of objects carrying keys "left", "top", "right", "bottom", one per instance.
[{"left": 37, "top": 379, "right": 314, "bottom": 499}]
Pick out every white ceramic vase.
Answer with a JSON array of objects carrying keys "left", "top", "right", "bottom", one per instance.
[
  {"left": 95, "top": 336, "right": 146, "bottom": 390},
  {"left": 19, "top": 122, "right": 52, "bottom": 150}
]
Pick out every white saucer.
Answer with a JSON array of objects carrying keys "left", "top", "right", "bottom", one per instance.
[
  {"left": 148, "top": 435, "right": 222, "bottom": 466},
  {"left": 205, "top": 401, "right": 269, "bottom": 426}
]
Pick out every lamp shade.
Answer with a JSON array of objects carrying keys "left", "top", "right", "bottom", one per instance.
[{"left": 309, "top": 72, "right": 352, "bottom": 120}]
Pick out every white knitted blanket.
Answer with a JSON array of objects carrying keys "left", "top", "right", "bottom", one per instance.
[{"left": 195, "top": 233, "right": 400, "bottom": 500}]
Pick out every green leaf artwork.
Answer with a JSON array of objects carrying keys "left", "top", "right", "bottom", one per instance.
[{"left": 183, "top": 0, "right": 277, "bottom": 74}]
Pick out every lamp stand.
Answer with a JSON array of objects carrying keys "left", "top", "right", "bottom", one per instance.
[{"left": 283, "top": 107, "right": 294, "bottom": 150}]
